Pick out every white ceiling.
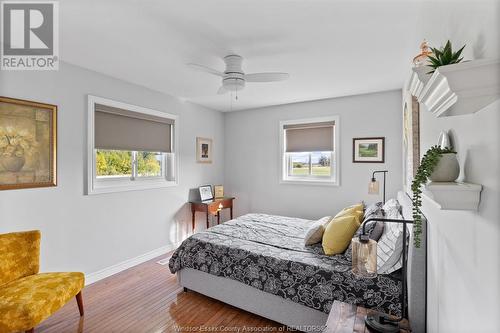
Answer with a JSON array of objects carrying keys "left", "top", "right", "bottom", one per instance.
[{"left": 61, "top": 0, "right": 423, "bottom": 111}]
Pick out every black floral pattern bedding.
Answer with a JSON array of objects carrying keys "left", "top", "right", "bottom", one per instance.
[{"left": 169, "top": 213, "right": 401, "bottom": 316}]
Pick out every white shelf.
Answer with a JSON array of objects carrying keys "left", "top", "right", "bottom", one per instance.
[
  {"left": 423, "top": 182, "right": 482, "bottom": 210},
  {"left": 408, "top": 65, "right": 431, "bottom": 98},
  {"left": 408, "top": 59, "right": 500, "bottom": 117}
]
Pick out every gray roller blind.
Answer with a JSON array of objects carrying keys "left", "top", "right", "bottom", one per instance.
[
  {"left": 285, "top": 121, "right": 334, "bottom": 152},
  {"left": 94, "top": 104, "right": 174, "bottom": 153}
]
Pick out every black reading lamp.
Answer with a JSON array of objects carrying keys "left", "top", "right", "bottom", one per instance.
[
  {"left": 352, "top": 215, "right": 413, "bottom": 332},
  {"left": 368, "top": 170, "right": 388, "bottom": 203}
]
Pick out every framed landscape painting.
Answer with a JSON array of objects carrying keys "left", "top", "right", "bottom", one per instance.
[
  {"left": 196, "top": 137, "right": 212, "bottom": 163},
  {"left": 0, "top": 96, "right": 57, "bottom": 190},
  {"left": 352, "top": 137, "right": 385, "bottom": 163}
]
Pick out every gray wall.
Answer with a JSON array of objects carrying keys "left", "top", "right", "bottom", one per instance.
[
  {"left": 0, "top": 62, "right": 224, "bottom": 275},
  {"left": 416, "top": 1, "right": 500, "bottom": 332},
  {"left": 224, "top": 90, "right": 403, "bottom": 219}
]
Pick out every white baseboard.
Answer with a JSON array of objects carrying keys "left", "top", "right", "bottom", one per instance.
[{"left": 85, "top": 242, "right": 180, "bottom": 286}]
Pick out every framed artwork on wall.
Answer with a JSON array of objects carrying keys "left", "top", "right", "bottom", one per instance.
[
  {"left": 0, "top": 96, "right": 57, "bottom": 190},
  {"left": 402, "top": 92, "right": 420, "bottom": 194},
  {"left": 352, "top": 137, "right": 385, "bottom": 163},
  {"left": 196, "top": 137, "right": 212, "bottom": 163}
]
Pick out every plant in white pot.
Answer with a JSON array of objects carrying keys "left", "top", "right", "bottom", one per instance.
[{"left": 411, "top": 145, "right": 458, "bottom": 247}]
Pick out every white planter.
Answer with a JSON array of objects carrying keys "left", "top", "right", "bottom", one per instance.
[{"left": 429, "top": 153, "right": 459, "bottom": 182}]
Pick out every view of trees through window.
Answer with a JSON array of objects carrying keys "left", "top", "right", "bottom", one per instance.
[
  {"left": 289, "top": 152, "right": 332, "bottom": 177},
  {"left": 96, "top": 150, "right": 162, "bottom": 177}
]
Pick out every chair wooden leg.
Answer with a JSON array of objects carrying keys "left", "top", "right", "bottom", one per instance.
[
  {"left": 76, "top": 291, "right": 84, "bottom": 316},
  {"left": 25, "top": 329, "right": 34, "bottom": 333}
]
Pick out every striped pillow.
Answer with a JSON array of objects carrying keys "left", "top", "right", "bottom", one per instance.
[{"left": 377, "top": 199, "right": 406, "bottom": 274}]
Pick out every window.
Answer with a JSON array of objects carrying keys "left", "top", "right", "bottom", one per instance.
[
  {"left": 87, "top": 96, "right": 178, "bottom": 194},
  {"left": 280, "top": 116, "right": 339, "bottom": 185}
]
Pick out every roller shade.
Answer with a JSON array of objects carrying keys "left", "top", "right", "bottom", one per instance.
[
  {"left": 285, "top": 121, "right": 334, "bottom": 153},
  {"left": 94, "top": 104, "right": 174, "bottom": 153}
]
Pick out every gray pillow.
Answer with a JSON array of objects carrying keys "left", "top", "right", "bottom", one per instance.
[
  {"left": 364, "top": 201, "right": 384, "bottom": 219},
  {"left": 362, "top": 202, "right": 385, "bottom": 241},
  {"left": 345, "top": 202, "right": 385, "bottom": 254}
]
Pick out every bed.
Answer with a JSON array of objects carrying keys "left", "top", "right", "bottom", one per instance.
[{"left": 169, "top": 191, "right": 426, "bottom": 331}]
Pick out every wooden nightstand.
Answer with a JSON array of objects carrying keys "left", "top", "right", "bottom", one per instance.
[
  {"left": 323, "top": 301, "right": 410, "bottom": 333},
  {"left": 190, "top": 197, "right": 235, "bottom": 231}
]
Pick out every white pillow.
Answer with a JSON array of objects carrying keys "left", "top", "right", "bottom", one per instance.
[
  {"left": 304, "top": 216, "right": 331, "bottom": 246},
  {"left": 377, "top": 199, "right": 406, "bottom": 274}
]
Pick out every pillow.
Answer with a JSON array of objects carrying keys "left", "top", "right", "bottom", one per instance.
[
  {"left": 335, "top": 203, "right": 364, "bottom": 221},
  {"left": 345, "top": 202, "right": 385, "bottom": 254},
  {"left": 322, "top": 214, "right": 360, "bottom": 255},
  {"left": 362, "top": 202, "right": 385, "bottom": 241},
  {"left": 304, "top": 216, "right": 331, "bottom": 246},
  {"left": 363, "top": 202, "right": 383, "bottom": 219},
  {"left": 377, "top": 199, "right": 406, "bottom": 274}
]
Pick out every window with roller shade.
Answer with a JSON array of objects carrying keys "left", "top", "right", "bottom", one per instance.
[
  {"left": 280, "top": 117, "right": 338, "bottom": 184},
  {"left": 87, "top": 96, "right": 178, "bottom": 194}
]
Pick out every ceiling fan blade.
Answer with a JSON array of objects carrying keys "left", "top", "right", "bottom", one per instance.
[
  {"left": 217, "top": 86, "right": 228, "bottom": 94},
  {"left": 187, "top": 63, "right": 224, "bottom": 77},
  {"left": 244, "top": 72, "right": 289, "bottom": 82}
]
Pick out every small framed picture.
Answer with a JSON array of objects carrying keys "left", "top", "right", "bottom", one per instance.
[
  {"left": 214, "top": 185, "right": 224, "bottom": 198},
  {"left": 199, "top": 185, "right": 213, "bottom": 201},
  {"left": 196, "top": 137, "right": 212, "bottom": 163},
  {"left": 353, "top": 137, "right": 385, "bottom": 163}
]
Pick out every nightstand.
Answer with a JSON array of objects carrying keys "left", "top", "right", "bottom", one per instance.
[
  {"left": 189, "top": 197, "right": 235, "bottom": 231},
  {"left": 323, "top": 301, "right": 411, "bottom": 333}
]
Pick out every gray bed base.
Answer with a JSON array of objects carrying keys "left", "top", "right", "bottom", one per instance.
[
  {"left": 178, "top": 268, "right": 328, "bottom": 329},
  {"left": 177, "top": 191, "right": 426, "bottom": 332}
]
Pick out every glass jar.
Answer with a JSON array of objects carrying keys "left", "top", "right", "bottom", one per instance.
[{"left": 352, "top": 238, "right": 377, "bottom": 278}]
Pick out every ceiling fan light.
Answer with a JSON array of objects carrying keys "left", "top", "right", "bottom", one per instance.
[{"left": 223, "top": 78, "right": 245, "bottom": 91}]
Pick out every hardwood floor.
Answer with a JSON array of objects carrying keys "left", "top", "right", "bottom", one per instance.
[{"left": 36, "top": 254, "right": 293, "bottom": 333}]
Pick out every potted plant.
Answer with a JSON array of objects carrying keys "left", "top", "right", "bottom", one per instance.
[
  {"left": 427, "top": 40, "right": 466, "bottom": 74},
  {"left": 411, "top": 146, "right": 458, "bottom": 247},
  {"left": 0, "top": 126, "right": 38, "bottom": 172}
]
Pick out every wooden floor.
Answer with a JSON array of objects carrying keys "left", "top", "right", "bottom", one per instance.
[{"left": 36, "top": 254, "right": 293, "bottom": 333}]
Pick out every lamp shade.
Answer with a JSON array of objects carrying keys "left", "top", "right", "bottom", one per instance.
[
  {"left": 352, "top": 238, "right": 377, "bottom": 278},
  {"left": 368, "top": 180, "right": 380, "bottom": 194}
]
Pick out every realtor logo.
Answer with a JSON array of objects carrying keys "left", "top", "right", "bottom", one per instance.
[{"left": 1, "top": 1, "right": 59, "bottom": 70}]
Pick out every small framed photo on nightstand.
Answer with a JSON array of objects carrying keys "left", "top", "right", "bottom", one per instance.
[
  {"left": 214, "top": 185, "right": 224, "bottom": 198},
  {"left": 199, "top": 185, "right": 214, "bottom": 201}
]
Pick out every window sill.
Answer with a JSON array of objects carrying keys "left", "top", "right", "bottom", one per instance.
[
  {"left": 280, "top": 178, "right": 339, "bottom": 187},
  {"left": 87, "top": 178, "right": 178, "bottom": 195}
]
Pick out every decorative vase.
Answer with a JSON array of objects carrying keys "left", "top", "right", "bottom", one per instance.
[
  {"left": 1, "top": 155, "right": 26, "bottom": 172},
  {"left": 429, "top": 153, "right": 459, "bottom": 182}
]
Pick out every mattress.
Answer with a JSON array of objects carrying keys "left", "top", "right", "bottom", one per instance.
[{"left": 169, "top": 213, "right": 402, "bottom": 315}]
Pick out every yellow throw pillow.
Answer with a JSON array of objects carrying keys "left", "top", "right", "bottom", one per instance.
[
  {"left": 322, "top": 214, "right": 361, "bottom": 255},
  {"left": 334, "top": 203, "right": 364, "bottom": 221}
]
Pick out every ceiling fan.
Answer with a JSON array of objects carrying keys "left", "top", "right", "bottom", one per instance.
[{"left": 188, "top": 54, "right": 289, "bottom": 95}]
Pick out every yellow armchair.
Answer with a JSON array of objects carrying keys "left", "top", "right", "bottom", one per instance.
[{"left": 0, "top": 231, "right": 84, "bottom": 333}]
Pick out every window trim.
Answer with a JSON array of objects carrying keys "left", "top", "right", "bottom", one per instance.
[
  {"left": 279, "top": 116, "right": 340, "bottom": 186},
  {"left": 86, "top": 95, "right": 179, "bottom": 195}
]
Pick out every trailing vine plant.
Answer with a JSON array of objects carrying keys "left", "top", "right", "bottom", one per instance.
[{"left": 411, "top": 145, "right": 456, "bottom": 247}]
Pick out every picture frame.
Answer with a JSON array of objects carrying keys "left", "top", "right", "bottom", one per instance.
[
  {"left": 199, "top": 184, "right": 214, "bottom": 201},
  {"left": 0, "top": 96, "right": 57, "bottom": 190},
  {"left": 214, "top": 185, "right": 224, "bottom": 198},
  {"left": 352, "top": 137, "right": 385, "bottom": 163},
  {"left": 196, "top": 137, "right": 212, "bottom": 163}
]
